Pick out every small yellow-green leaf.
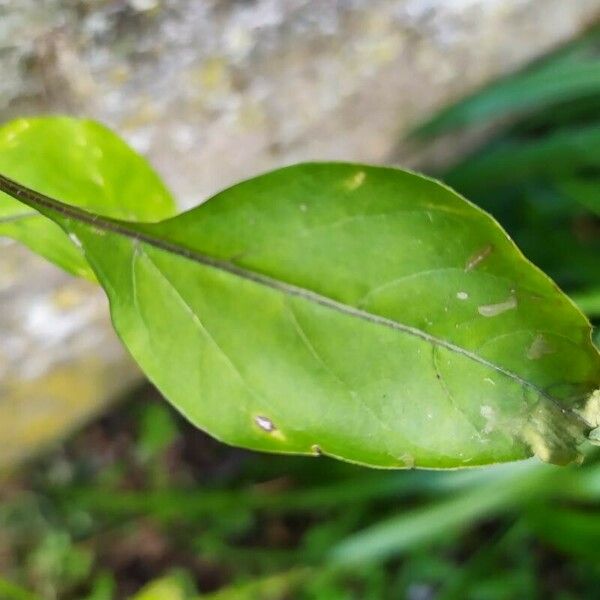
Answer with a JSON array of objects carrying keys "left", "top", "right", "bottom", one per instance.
[{"left": 0, "top": 117, "right": 176, "bottom": 278}]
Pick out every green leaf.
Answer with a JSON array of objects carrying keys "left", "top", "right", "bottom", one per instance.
[
  {"left": 527, "top": 506, "right": 600, "bottom": 561},
  {"left": 329, "top": 461, "right": 550, "bottom": 566},
  {"left": 0, "top": 579, "right": 40, "bottom": 600},
  {"left": 443, "top": 124, "right": 600, "bottom": 194},
  {"left": 0, "top": 163, "right": 598, "bottom": 469},
  {"left": 557, "top": 178, "right": 600, "bottom": 216},
  {"left": 0, "top": 117, "right": 176, "bottom": 279},
  {"left": 131, "top": 574, "right": 194, "bottom": 600},
  {"left": 200, "top": 569, "right": 310, "bottom": 600},
  {"left": 413, "top": 31, "right": 600, "bottom": 137}
]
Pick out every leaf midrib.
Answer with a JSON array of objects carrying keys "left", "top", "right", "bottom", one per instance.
[{"left": 0, "top": 172, "right": 585, "bottom": 420}]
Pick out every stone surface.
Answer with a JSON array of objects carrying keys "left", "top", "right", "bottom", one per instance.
[
  {"left": 0, "top": 240, "right": 139, "bottom": 470},
  {"left": 1, "top": 0, "right": 599, "bottom": 470}
]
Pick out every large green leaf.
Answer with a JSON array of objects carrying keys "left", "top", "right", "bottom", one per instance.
[
  {"left": 0, "top": 117, "right": 176, "bottom": 278},
  {"left": 0, "top": 164, "right": 598, "bottom": 469}
]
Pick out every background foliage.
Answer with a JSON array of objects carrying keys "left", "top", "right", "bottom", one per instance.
[{"left": 0, "top": 30, "right": 599, "bottom": 600}]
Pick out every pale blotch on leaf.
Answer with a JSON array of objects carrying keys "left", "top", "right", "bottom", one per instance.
[
  {"left": 68, "top": 232, "right": 82, "bottom": 248},
  {"left": 399, "top": 453, "right": 415, "bottom": 468},
  {"left": 311, "top": 444, "right": 322, "bottom": 456},
  {"left": 521, "top": 402, "right": 586, "bottom": 465},
  {"left": 343, "top": 170, "right": 366, "bottom": 191},
  {"left": 1, "top": 119, "right": 31, "bottom": 145},
  {"left": 299, "top": 203, "right": 308, "bottom": 212},
  {"left": 90, "top": 172, "right": 106, "bottom": 188},
  {"left": 526, "top": 334, "right": 554, "bottom": 360},
  {"left": 478, "top": 294, "right": 517, "bottom": 318},
  {"left": 465, "top": 244, "right": 493, "bottom": 271},
  {"left": 254, "top": 415, "right": 276, "bottom": 433},
  {"left": 577, "top": 388, "right": 600, "bottom": 429},
  {"left": 456, "top": 291, "right": 468, "bottom": 300},
  {"left": 480, "top": 405, "right": 496, "bottom": 434},
  {"left": 523, "top": 427, "right": 552, "bottom": 463}
]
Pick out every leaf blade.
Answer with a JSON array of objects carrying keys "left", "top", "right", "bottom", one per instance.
[
  {"left": 0, "top": 164, "right": 597, "bottom": 468},
  {"left": 0, "top": 116, "right": 176, "bottom": 278}
]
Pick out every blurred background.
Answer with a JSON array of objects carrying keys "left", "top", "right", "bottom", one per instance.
[{"left": 0, "top": 1, "right": 599, "bottom": 598}]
